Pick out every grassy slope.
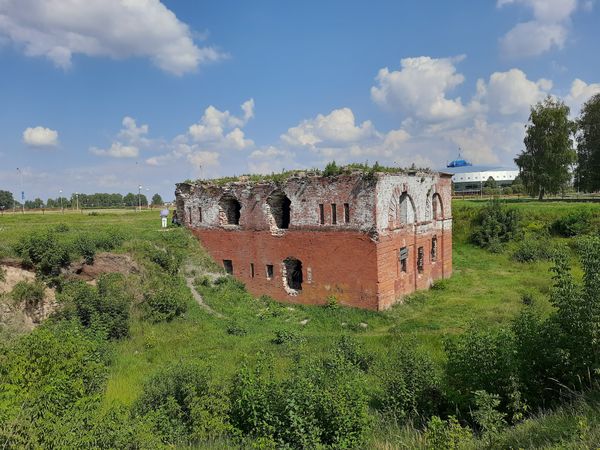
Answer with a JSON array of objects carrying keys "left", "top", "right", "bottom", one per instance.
[{"left": 2, "top": 201, "right": 600, "bottom": 448}]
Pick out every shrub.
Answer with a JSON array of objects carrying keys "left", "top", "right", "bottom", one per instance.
[
  {"left": 380, "top": 343, "right": 443, "bottom": 423},
  {"left": 14, "top": 230, "right": 71, "bottom": 277},
  {"left": 149, "top": 248, "right": 182, "bottom": 275},
  {"left": 324, "top": 295, "right": 339, "bottom": 309},
  {"left": 10, "top": 280, "right": 45, "bottom": 310},
  {"left": 332, "top": 335, "right": 373, "bottom": 372},
  {"left": 226, "top": 323, "right": 247, "bottom": 336},
  {"left": 53, "top": 223, "right": 70, "bottom": 233},
  {"left": 142, "top": 277, "right": 188, "bottom": 323},
  {"left": 93, "top": 228, "right": 126, "bottom": 251},
  {"left": 58, "top": 274, "right": 131, "bottom": 339},
  {"left": 424, "top": 415, "right": 474, "bottom": 450},
  {"left": 471, "top": 391, "right": 507, "bottom": 447},
  {"left": 73, "top": 233, "right": 96, "bottom": 264},
  {"left": 445, "top": 327, "right": 520, "bottom": 416},
  {"left": 271, "top": 329, "right": 304, "bottom": 345},
  {"left": 133, "top": 361, "right": 231, "bottom": 444},
  {"left": 551, "top": 209, "right": 593, "bottom": 237},
  {"left": 323, "top": 160, "right": 342, "bottom": 177},
  {"left": 471, "top": 200, "right": 520, "bottom": 251},
  {"left": 512, "top": 236, "right": 554, "bottom": 262},
  {"left": 230, "top": 356, "right": 371, "bottom": 448}
]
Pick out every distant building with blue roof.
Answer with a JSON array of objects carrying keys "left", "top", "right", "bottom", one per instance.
[{"left": 443, "top": 151, "right": 519, "bottom": 193}]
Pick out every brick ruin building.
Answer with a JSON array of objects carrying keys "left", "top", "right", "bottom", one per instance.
[{"left": 175, "top": 169, "right": 452, "bottom": 310}]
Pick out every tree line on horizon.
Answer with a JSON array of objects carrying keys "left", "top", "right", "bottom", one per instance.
[{"left": 0, "top": 191, "right": 165, "bottom": 210}]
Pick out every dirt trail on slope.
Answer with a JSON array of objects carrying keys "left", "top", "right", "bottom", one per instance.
[{"left": 183, "top": 265, "right": 226, "bottom": 319}]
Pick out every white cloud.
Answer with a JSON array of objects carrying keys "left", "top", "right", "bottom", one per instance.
[
  {"left": 498, "top": 0, "right": 578, "bottom": 58},
  {"left": 281, "top": 108, "right": 376, "bottom": 147},
  {"left": 187, "top": 151, "right": 220, "bottom": 170},
  {"left": 565, "top": 78, "right": 600, "bottom": 113},
  {"left": 90, "top": 142, "right": 138, "bottom": 158},
  {"left": 119, "top": 116, "right": 149, "bottom": 143},
  {"left": 0, "top": 0, "right": 226, "bottom": 75},
  {"left": 248, "top": 146, "right": 297, "bottom": 174},
  {"left": 476, "top": 68, "right": 552, "bottom": 115},
  {"left": 22, "top": 126, "right": 58, "bottom": 147},
  {"left": 188, "top": 100, "right": 254, "bottom": 149},
  {"left": 370, "top": 56, "right": 469, "bottom": 121}
]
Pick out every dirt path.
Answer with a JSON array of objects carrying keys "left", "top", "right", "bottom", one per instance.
[{"left": 183, "top": 266, "right": 226, "bottom": 319}]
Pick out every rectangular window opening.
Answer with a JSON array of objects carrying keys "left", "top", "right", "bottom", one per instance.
[
  {"left": 344, "top": 203, "right": 350, "bottom": 223},
  {"left": 431, "top": 236, "right": 438, "bottom": 262},
  {"left": 417, "top": 247, "right": 424, "bottom": 273},
  {"left": 266, "top": 264, "right": 274, "bottom": 280},
  {"left": 250, "top": 263, "right": 255, "bottom": 278},
  {"left": 331, "top": 203, "right": 337, "bottom": 225},
  {"left": 319, "top": 204, "right": 324, "bottom": 225},
  {"left": 187, "top": 207, "right": 192, "bottom": 224},
  {"left": 198, "top": 206, "right": 202, "bottom": 222},
  {"left": 223, "top": 259, "right": 233, "bottom": 275},
  {"left": 399, "top": 247, "right": 408, "bottom": 273}
]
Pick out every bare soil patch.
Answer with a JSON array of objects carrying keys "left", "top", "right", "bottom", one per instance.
[{"left": 67, "top": 252, "right": 139, "bottom": 282}]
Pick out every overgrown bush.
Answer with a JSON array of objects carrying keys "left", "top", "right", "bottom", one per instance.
[
  {"left": 230, "top": 355, "right": 371, "bottom": 448},
  {"left": 332, "top": 335, "right": 373, "bottom": 373},
  {"left": 512, "top": 235, "right": 554, "bottom": 262},
  {"left": 380, "top": 343, "right": 443, "bottom": 423},
  {"left": 141, "top": 276, "right": 188, "bottom": 323},
  {"left": 10, "top": 280, "right": 45, "bottom": 310},
  {"left": 0, "top": 321, "right": 110, "bottom": 447},
  {"left": 424, "top": 415, "right": 474, "bottom": 449},
  {"left": 471, "top": 200, "right": 520, "bottom": 252},
  {"left": 58, "top": 274, "right": 131, "bottom": 339},
  {"left": 551, "top": 209, "right": 593, "bottom": 237},
  {"left": 73, "top": 233, "right": 96, "bottom": 264},
  {"left": 271, "top": 329, "right": 304, "bottom": 345},
  {"left": 93, "top": 227, "right": 126, "bottom": 251},
  {"left": 14, "top": 230, "right": 71, "bottom": 277},
  {"left": 445, "top": 327, "right": 521, "bottom": 417},
  {"left": 133, "top": 361, "right": 231, "bottom": 445},
  {"left": 149, "top": 247, "right": 182, "bottom": 275}
]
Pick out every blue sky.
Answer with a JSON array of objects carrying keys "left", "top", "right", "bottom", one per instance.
[{"left": 0, "top": 0, "right": 599, "bottom": 201}]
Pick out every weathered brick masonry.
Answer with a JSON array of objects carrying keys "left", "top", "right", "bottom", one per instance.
[{"left": 175, "top": 170, "right": 452, "bottom": 311}]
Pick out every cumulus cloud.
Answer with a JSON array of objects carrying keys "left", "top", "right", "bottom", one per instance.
[
  {"left": 281, "top": 108, "right": 376, "bottom": 147},
  {"left": 370, "top": 56, "right": 470, "bottom": 121},
  {"left": 498, "top": 0, "right": 578, "bottom": 58},
  {"left": 90, "top": 142, "right": 139, "bottom": 158},
  {"left": 89, "top": 116, "right": 149, "bottom": 158},
  {"left": 565, "top": 78, "right": 600, "bottom": 113},
  {"left": 22, "top": 126, "right": 59, "bottom": 147},
  {"left": 476, "top": 68, "right": 552, "bottom": 115},
  {"left": 0, "top": 0, "right": 226, "bottom": 75},
  {"left": 188, "top": 99, "right": 254, "bottom": 150}
]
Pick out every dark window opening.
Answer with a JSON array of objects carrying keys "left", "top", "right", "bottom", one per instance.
[
  {"left": 267, "top": 190, "right": 291, "bottom": 229},
  {"left": 219, "top": 195, "right": 241, "bottom": 225},
  {"left": 187, "top": 207, "right": 192, "bottom": 224},
  {"left": 250, "top": 263, "right": 255, "bottom": 278},
  {"left": 431, "top": 236, "right": 438, "bottom": 261},
  {"left": 198, "top": 206, "right": 202, "bottom": 222},
  {"left": 399, "top": 247, "right": 408, "bottom": 273},
  {"left": 319, "top": 204, "right": 324, "bottom": 225},
  {"left": 223, "top": 259, "right": 233, "bottom": 275},
  {"left": 331, "top": 203, "right": 337, "bottom": 225},
  {"left": 344, "top": 203, "right": 350, "bottom": 223},
  {"left": 284, "top": 257, "right": 303, "bottom": 291},
  {"left": 417, "top": 247, "right": 424, "bottom": 273},
  {"left": 266, "top": 264, "right": 274, "bottom": 280}
]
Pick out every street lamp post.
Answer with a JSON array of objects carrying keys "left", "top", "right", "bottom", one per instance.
[
  {"left": 59, "top": 189, "right": 63, "bottom": 213},
  {"left": 138, "top": 185, "right": 142, "bottom": 212}
]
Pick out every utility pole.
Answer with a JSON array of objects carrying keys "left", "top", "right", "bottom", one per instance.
[
  {"left": 138, "top": 184, "right": 142, "bottom": 212},
  {"left": 17, "top": 167, "right": 24, "bottom": 214},
  {"left": 59, "top": 189, "right": 63, "bottom": 213}
]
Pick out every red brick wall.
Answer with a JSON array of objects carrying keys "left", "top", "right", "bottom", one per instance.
[
  {"left": 192, "top": 228, "right": 380, "bottom": 309},
  {"left": 376, "top": 228, "right": 452, "bottom": 310}
]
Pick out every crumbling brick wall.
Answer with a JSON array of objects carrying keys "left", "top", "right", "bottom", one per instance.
[{"left": 176, "top": 170, "right": 452, "bottom": 310}]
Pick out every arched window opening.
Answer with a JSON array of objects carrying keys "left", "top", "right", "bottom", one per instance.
[
  {"left": 284, "top": 257, "right": 303, "bottom": 291},
  {"left": 432, "top": 194, "right": 443, "bottom": 220},
  {"left": 219, "top": 195, "right": 241, "bottom": 225},
  {"left": 388, "top": 189, "right": 416, "bottom": 229},
  {"left": 267, "top": 190, "right": 291, "bottom": 229}
]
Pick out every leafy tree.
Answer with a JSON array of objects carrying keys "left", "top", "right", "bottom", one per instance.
[
  {"left": 484, "top": 176, "right": 497, "bottom": 189},
  {"left": 151, "top": 193, "right": 164, "bottom": 206},
  {"left": 575, "top": 93, "right": 600, "bottom": 192},
  {"left": 515, "top": 97, "right": 576, "bottom": 200},
  {"left": 0, "top": 190, "right": 14, "bottom": 209}
]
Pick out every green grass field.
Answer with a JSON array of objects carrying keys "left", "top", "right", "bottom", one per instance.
[{"left": 1, "top": 200, "right": 599, "bottom": 448}]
